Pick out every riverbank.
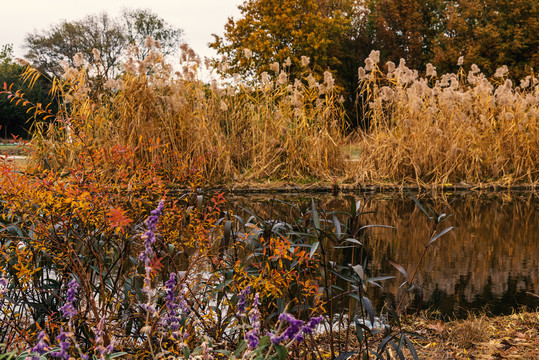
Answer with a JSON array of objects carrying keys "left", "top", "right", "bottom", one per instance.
[{"left": 169, "top": 181, "right": 539, "bottom": 196}]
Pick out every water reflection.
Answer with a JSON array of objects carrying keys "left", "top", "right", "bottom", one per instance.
[{"left": 226, "top": 191, "right": 539, "bottom": 317}]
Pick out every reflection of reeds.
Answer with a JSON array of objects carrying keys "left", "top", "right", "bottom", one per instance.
[{"left": 229, "top": 192, "right": 539, "bottom": 314}]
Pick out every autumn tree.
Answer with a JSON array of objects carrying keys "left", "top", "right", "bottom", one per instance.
[
  {"left": 122, "top": 8, "right": 184, "bottom": 60},
  {"left": 24, "top": 9, "right": 183, "bottom": 78},
  {"left": 361, "top": 0, "right": 447, "bottom": 70},
  {"left": 432, "top": 0, "right": 538, "bottom": 78},
  {"left": 210, "top": 0, "right": 355, "bottom": 83}
]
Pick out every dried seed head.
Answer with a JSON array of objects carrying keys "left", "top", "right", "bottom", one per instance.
[
  {"left": 243, "top": 48, "right": 252, "bottom": 59},
  {"left": 386, "top": 61, "right": 395, "bottom": 74},
  {"left": 365, "top": 58, "right": 374, "bottom": 71},
  {"left": 306, "top": 73, "right": 317, "bottom": 88},
  {"left": 457, "top": 56, "right": 464, "bottom": 66},
  {"left": 145, "top": 35, "right": 154, "bottom": 49},
  {"left": 301, "top": 56, "right": 310, "bottom": 66},
  {"left": 426, "top": 63, "right": 437, "bottom": 77},
  {"left": 220, "top": 101, "right": 228, "bottom": 111},
  {"left": 270, "top": 62, "right": 279, "bottom": 73},
  {"left": 284, "top": 57, "right": 292, "bottom": 67},
  {"left": 368, "top": 50, "right": 380, "bottom": 64},
  {"left": 73, "top": 53, "right": 84, "bottom": 67},
  {"left": 92, "top": 49, "right": 101, "bottom": 62},
  {"left": 277, "top": 71, "right": 288, "bottom": 85},
  {"left": 15, "top": 58, "right": 29, "bottom": 66},
  {"left": 261, "top": 71, "right": 271, "bottom": 84},
  {"left": 494, "top": 65, "right": 509, "bottom": 78},
  {"left": 358, "top": 67, "right": 366, "bottom": 81},
  {"left": 324, "top": 71, "right": 334, "bottom": 91}
]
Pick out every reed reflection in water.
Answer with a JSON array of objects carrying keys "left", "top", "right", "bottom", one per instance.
[{"left": 227, "top": 191, "right": 539, "bottom": 317}]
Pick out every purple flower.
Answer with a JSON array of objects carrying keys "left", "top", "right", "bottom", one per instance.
[
  {"left": 268, "top": 313, "right": 324, "bottom": 345},
  {"left": 245, "top": 329, "right": 259, "bottom": 349},
  {"left": 138, "top": 201, "right": 164, "bottom": 267},
  {"left": 94, "top": 317, "right": 115, "bottom": 358},
  {"left": 138, "top": 201, "right": 164, "bottom": 296},
  {"left": 0, "top": 277, "right": 7, "bottom": 294},
  {"left": 237, "top": 286, "right": 251, "bottom": 316},
  {"left": 249, "top": 293, "right": 260, "bottom": 332},
  {"left": 162, "top": 272, "right": 188, "bottom": 331},
  {"left": 50, "top": 329, "right": 70, "bottom": 359},
  {"left": 302, "top": 316, "right": 324, "bottom": 334},
  {"left": 30, "top": 331, "right": 48, "bottom": 360},
  {"left": 245, "top": 292, "right": 261, "bottom": 349},
  {"left": 278, "top": 313, "right": 305, "bottom": 343},
  {"left": 60, "top": 279, "right": 79, "bottom": 319}
]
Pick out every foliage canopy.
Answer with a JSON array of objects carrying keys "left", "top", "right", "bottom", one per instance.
[{"left": 23, "top": 8, "right": 184, "bottom": 78}]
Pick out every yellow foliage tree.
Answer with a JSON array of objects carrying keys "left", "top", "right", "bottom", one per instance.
[{"left": 210, "top": 0, "right": 354, "bottom": 83}]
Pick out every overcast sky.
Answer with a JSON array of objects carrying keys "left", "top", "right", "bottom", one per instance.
[{"left": 1, "top": 0, "right": 243, "bottom": 63}]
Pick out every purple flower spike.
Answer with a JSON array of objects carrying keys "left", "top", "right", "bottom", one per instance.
[
  {"left": 30, "top": 331, "right": 48, "bottom": 360},
  {"left": 50, "top": 329, "right": 70, "bottom": 359},
  {"left": 139, "top": 201, "right": 165, "bottom": 296},
  {"left": 245, "top": 292, "right": 261, "bottom": 349},
  {"left": 237, "top": 286, "right": 251, "bottom": 316},
  {"left": 139, "top": 201, "right": 165, "bottom": 267},
  {"left": 161, "top": 272, "right": 190, "bottom": 334},
  {"left": 60, "top": 279, "right": 79, "bottom": 319},
  {"left": 0, "top": 277, "right": 7, "bottom": 294},
  {"left": 245, "top": 329, "right": 259, "bottom": 349},
  {"left": 268, "top": 312, "right": 323, "bottom": 345}
]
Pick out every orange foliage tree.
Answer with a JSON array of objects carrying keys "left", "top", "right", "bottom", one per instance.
[{"left": 210, "top": 0, "right": 355, "bottom": 82}]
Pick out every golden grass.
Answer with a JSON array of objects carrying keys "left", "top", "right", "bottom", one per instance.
[
  {"left": 19, "top": 46, "right": 539, "bottom": 186},
  {"left": 349, "top": 55, "right": 539, "bottom": 185},
  {"left": 26, "top": 45, "right": 347, "bottom": 185}
]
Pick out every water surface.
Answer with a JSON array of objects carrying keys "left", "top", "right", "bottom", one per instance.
[{"left": 227, "top": 191, "right": 539, "bottom": 318}]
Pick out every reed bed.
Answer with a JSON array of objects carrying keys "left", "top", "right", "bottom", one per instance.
[
  {"left": 28, "top": 44, "right": 346, "bottom": 185},
  {"left": 350, "top": 52, "right": 539, "bottom": 185},
  {"left": 20, "top": 45, "right": 539, "bottom": 186}
]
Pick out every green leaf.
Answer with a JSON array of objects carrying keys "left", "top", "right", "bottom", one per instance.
[
  {"left": 234, "top": 340, "right": 247, "bottom": 357},
  {"left": 106, "top": 352, "right": 128, "bottom": 359},
  {"left": 333, "top": 214, "right": 341, "bottom": 238},
  {"left": 404, "top": 334, "right": 419, "bottom": 360},
  {"left": 275, "top": 344, "right": 288, "bottom": 360},
  {"left": 311, "top": 199, "right": 320, "bottom": 230},
  {"left": 309, "top": 241, "right": 319, "bottom": 258},
  {"left": 387, "top": 258, "right": 408, "bottom": 282},
  {"left": 360, "top": 296, "right": 375, "bottom": 325}
]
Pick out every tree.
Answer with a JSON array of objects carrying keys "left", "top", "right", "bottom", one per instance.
[
  {"left": 361, "top": 0, "right": 447, "bottom": 70},
  {"left": 432, "top": 0, "right": 539, "bottom": 78},
  {"left": 24, "top": 9, "right": 184, "bottom": 78},
  {"left": 209, "top": 0, "right": 355, "bottom": 82},
  {"left": 0, "top": 44, "right": 53, "bottom": 139},
  {"left": 122, "top": 8, "right": 183, "bottom": 60}
]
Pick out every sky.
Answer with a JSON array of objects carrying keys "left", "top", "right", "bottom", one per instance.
[{"left": 1, "top": 0, "right": 243, "bottom": 64}]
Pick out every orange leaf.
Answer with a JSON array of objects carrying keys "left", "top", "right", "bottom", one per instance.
[{"left": 107, "top": 207, "right": 133, "bottom": 230}]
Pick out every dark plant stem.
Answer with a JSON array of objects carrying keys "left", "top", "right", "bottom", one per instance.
[{"left": 395, "top": 222, "right": 438, "bottom": 314}]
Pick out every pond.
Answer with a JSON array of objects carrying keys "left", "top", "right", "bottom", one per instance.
[{"left": 224, "top": 190, "right": 539, "bottom": 318}]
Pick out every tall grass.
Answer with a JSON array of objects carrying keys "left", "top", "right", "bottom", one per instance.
[
  {"left": 13, "top": 46, "right": 539, "bottom": 186},
  {"left": 351, "top": 52, "right": 539, "bottom": 185},
  {"left": 27, "top": 44, "right": 346, "bottom": 185}
]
